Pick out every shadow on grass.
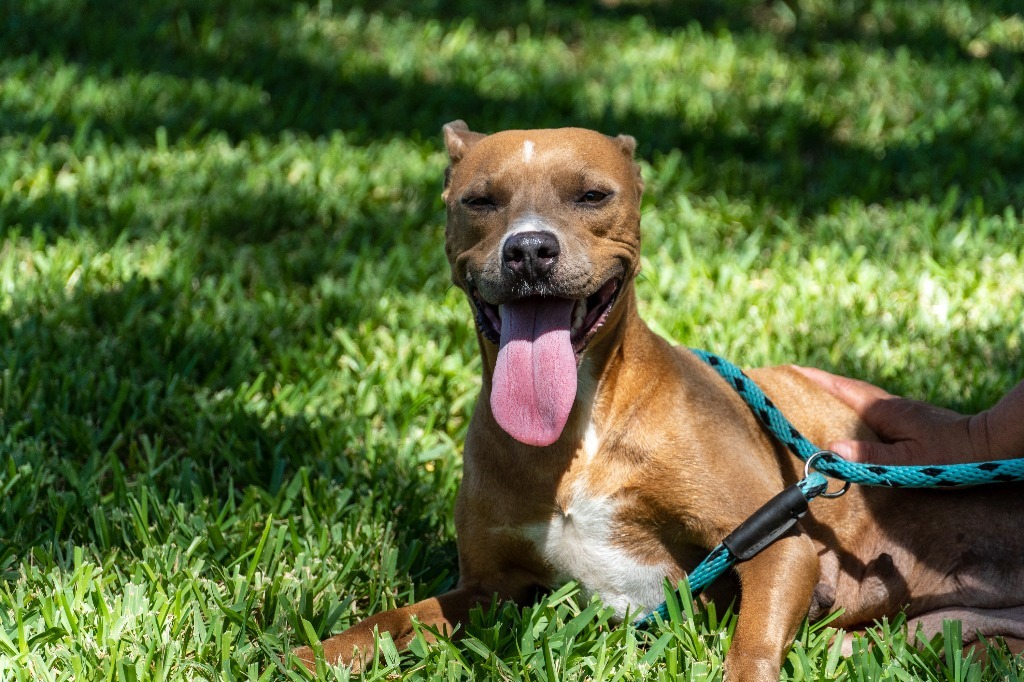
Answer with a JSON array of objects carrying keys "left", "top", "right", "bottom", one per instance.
[
  {"left": 0, "top": 278, "right": 460, "bottom": 568},
  {"left": 3, "top": 0, "right": 1023, "bottom": 218}
]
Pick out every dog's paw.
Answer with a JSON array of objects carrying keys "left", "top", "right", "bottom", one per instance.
[
  {"left": 289, "top": 636, "right": 373, "bottom": 674},
  {"left": 288, "top": 644, "right": 320, "bottom": 673}
]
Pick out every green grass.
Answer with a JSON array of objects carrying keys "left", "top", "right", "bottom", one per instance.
[{"left": 2, "top": 0, "right": 1024, "bottom": 679}]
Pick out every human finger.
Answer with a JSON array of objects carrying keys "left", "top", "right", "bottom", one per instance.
[{"left": 791, "top": 366, "right": 897, "bottom": 416}]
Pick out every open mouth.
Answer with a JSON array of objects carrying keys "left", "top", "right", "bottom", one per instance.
[{"left": 470, "top": 278, "right": 621, "bottom": 356}]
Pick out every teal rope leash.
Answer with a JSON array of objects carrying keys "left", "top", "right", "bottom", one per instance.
[
  {"left": 636, "top": 471, "right": 829, "bottom": 628},
  {"left": 636, "top": 349, "right": 1024, "bottom": 630},
  {"left": 691, "top": 348, "right": 1024, "bottom": 487}
]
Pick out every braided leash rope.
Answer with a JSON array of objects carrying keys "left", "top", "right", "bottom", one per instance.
[
  {"left": 636, "top": 349, "right": 1024, "bottom": 629},
  {"left": 691, "top": 348, "right": 1024, "bottom": 487},
  {"left": 637, "top": 472, "right": 828, "bottom": 627}
]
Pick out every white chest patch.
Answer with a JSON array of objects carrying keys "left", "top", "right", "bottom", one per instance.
[
  {"left": 521, "top": 483, "right": 674, "bottom": 620},
  {"left": 522, "top": 139, "right": 535, "bottom": 163},
  {"left": 582, "top": 421, "right": 600, "bottom": 462}
]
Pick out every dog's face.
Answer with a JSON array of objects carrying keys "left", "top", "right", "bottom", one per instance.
[{"left": 441, "top": 121, "right": 644, "bottom": 446}]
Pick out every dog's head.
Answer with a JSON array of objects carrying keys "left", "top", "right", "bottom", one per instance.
[{"left": 441, "top": 121, "right": 644, "bottom": 447}]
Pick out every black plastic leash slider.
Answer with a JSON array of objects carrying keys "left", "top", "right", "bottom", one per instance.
[{"left": 720, "top": 484, "right": 809, "bottom": 562}]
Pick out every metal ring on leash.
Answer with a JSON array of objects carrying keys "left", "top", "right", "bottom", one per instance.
[{"left": 804, "top": 451, "right": 852, "bottom": 498}]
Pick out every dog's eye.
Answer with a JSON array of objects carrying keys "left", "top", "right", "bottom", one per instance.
[
  {"left": 578, "top": 190, "right": 609, "bottom": 204},
  {"left": 462, "top": 195, "right": 496, "bottom": 209}
]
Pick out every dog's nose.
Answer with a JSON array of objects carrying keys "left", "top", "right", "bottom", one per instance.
[{"left": 501, "top": 231, "right": 560, "bottom": 282}]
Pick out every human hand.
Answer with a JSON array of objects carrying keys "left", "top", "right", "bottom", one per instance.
[{"left": 791, "top": 366, "right": 993, "bottom": 466}]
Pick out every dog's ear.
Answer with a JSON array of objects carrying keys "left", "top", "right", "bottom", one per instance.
[
  {"left": 612, "top": 134, "right": 645, "bottom": 199},
  {"left": 613, "top": 134, "right": 636, "bottom": 158},
  {"left": 443, "top": 120, "right": 486, "bottom": 164},
  {"left": 443, "top": 121, "right": 486, "bottom": 199}
]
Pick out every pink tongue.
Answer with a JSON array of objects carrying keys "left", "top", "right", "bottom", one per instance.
[{"left": 490, "top": 297, "right": 577, "bottom": 446}]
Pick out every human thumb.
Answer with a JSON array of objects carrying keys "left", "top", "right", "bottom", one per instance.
[{"left": 827, "top": 438, "right": 914, "bottom": 466}]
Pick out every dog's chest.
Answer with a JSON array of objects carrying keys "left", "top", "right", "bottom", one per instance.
[{"left": 519, "top": 482, "right": 674, "bottom": 621}]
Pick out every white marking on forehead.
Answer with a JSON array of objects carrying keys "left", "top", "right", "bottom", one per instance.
[{"left": 522, "top": 139, "right": 535, "bottom": 163}]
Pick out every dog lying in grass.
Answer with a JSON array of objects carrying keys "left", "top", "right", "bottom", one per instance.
[{"left": 296, "top": 122, "right": 1024, "bottom": 680}]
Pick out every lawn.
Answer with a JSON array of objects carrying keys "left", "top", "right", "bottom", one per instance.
[{"left": 1, "top": 0, "right": 1023, "bottom": 679}]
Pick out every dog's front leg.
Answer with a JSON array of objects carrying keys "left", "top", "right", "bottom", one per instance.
[
  {"left": 293, "top": 583, "right": 502, "bottom": 672},
  {"left": 723, "top": 532, "right": 820, "bottom": 682}
]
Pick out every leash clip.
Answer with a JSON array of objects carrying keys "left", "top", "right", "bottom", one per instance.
[
  {"left": 805, "top": 451, "right": 852, "bottom": 498},
  {"left": 720, "top": 455, "right": 849, "bottom": 564},
  {"left": 720, "top": 483, "right": 811, "bottom": 561}
]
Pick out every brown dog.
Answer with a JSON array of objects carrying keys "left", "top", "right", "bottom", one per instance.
[{"left": 296, "top": 122, "right": 1024, "bottom": 680}]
